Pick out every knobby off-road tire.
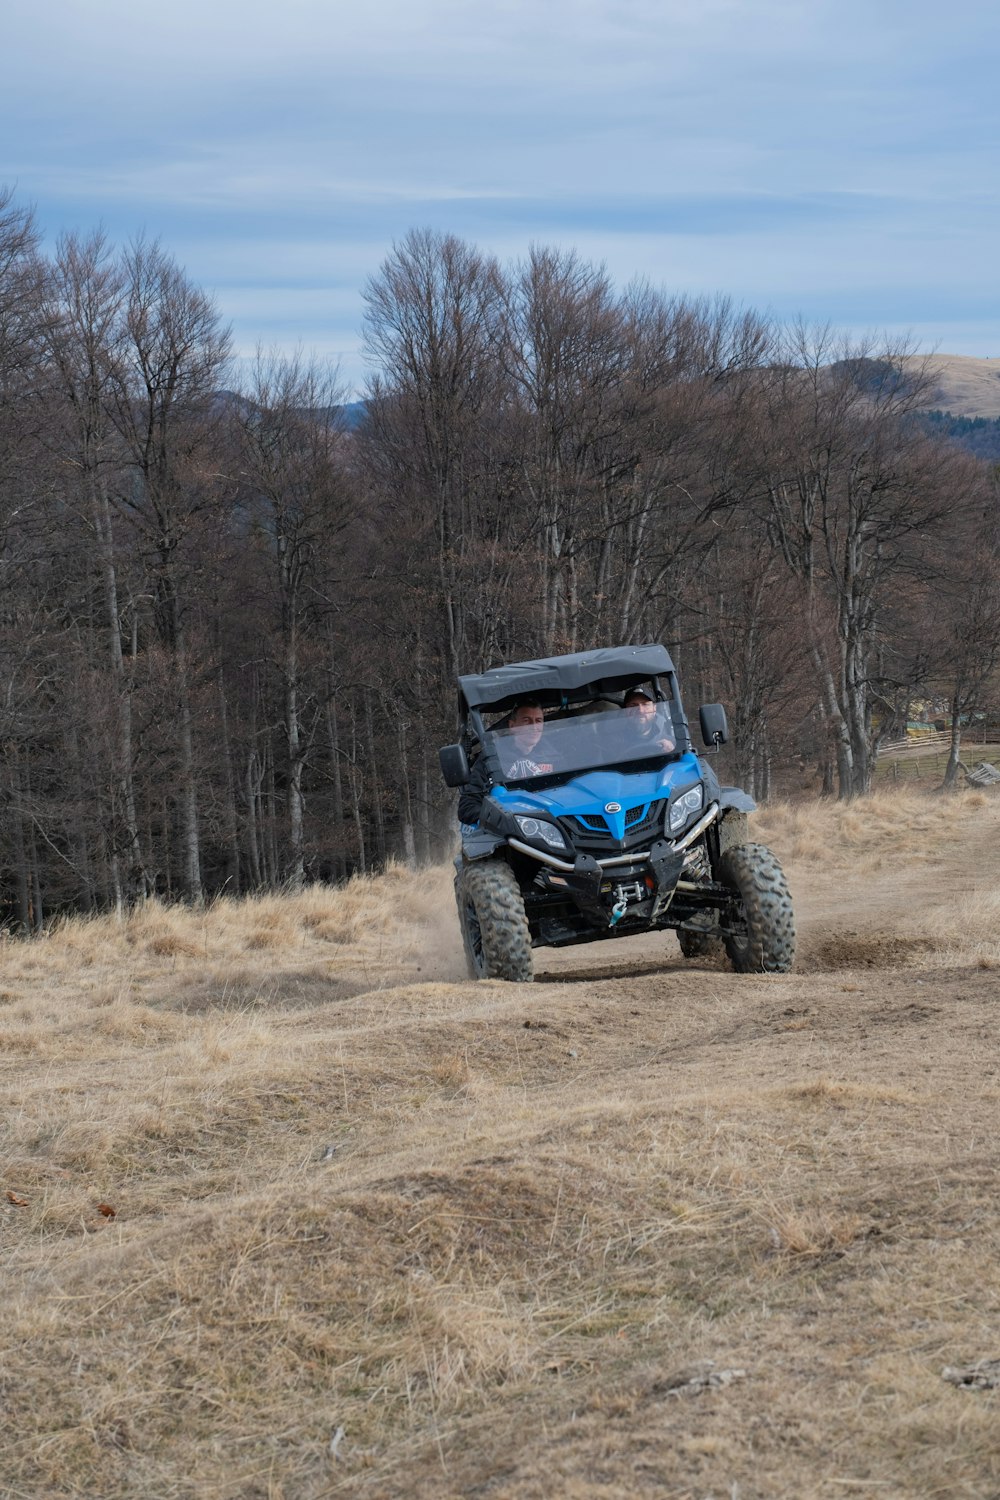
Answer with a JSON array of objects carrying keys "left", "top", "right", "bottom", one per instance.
[
  {"left": 717, "top": 842, "right": 796, "bottom": 974},
  {"left": 455, "top": 859, "right": 534, "bottom": 983}
]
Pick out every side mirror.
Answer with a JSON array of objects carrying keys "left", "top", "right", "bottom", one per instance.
[
  {"left": 699, "top": 703, "right": 729, "bottom": 748},
  {"left": 439, "top": 743, "right": 470, "bottom": 787}
]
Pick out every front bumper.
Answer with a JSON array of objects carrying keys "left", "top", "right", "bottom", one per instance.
[
  {"left": 517, "top": 803, "right": 721, "bottom": 945},
  {"left": 508, "top": 801, "right": 719, "bottom": 872}
]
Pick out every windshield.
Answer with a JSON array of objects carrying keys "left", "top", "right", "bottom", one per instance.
[{"left": 488, "top": 706, "right": 677, "bottom": 784}]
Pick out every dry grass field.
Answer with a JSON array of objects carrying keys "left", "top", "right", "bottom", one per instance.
[
  {"left": 3, "top": 788, "right": 1000, "bottom": 1499},
  {"left": 901, "top": 352, "right": 1000, "bottom": 418}
]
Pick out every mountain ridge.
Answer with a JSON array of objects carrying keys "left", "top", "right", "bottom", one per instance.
[{"left": 902, "top": 352, "right": 1000, "bottom": 419}]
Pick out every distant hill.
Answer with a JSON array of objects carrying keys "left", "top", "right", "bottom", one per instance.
[
  {"left": 211, "top": 391, "right": 367, "bottom": 430},
  {"left": 837, "top": 354, "right": 1000, "bottom": 462},
  {"left": 338, "top": 401, "right": 367, "bottom": 430},
  {"left": 901, "top": 353, "right": 1000, "bottom": 419}
]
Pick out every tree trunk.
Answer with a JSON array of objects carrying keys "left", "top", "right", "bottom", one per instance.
[
  {"left": 811, "top": 644, "right": 855, "bottom": 799},
  {"left": 245, "top": 753, "right": 263, "bottom": 888},
  {"left": 398, "top": 718, "right": 416, "bottom": 866},
  {"left": 364, "top": 688, "right": 386, "bottom": 863},
  {"left": 175, "top": 636, "right": 203, "bottom": 904},
  {"left": 349, "top": 713, "right": 366, "bottom": 875},
  {"left": 417, "top": 752, "right": 432, "bottom": 863},
  {"left": 265, "top": 741, "right": 279, "bottom": 885},
  {"left": 942, "top": 693, "right": 963, "bottom": 789},
  {"left": 217, "top": 663, "right": 241, "bottom": 893},
  {"left": 24, "top": 759, "right": 44, "bottom": 932},
  {"left": 94, "top": 479, "right": 147, "bottom": 901},
  {"left": 285, "top": 621, "right": 305, "bottom": 888},
  {"left": 324, "top": 687, "right": 347, "bottom": 883},
  {"left": 10, "top": 762, "right": 30, "bottom": 934}
]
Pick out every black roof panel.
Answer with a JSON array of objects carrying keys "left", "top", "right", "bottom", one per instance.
[{"left": 459, "top": 644, "right": 676, "bottom": 711}]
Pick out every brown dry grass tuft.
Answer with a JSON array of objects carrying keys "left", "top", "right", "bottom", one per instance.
[
  {"left": 3, "top": 791, "right": 1000, "bottom": 1497},
  {"left": 754, "top": 784, "right": 985, "bottom": 869}
]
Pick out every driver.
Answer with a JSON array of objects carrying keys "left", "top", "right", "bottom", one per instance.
[
  {"left": 457, "top": 702, "right": 553, "bottom": 824},
  {"left": 504, "top": 703, "right": 554, "bottom": 779},
  {"left": 623, "top": 688, "right": 675, "bottom": 753}
]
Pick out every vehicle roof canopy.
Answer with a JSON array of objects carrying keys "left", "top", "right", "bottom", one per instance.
[{"left": 459, "top": 644, "right": 676, "bottom": 713}]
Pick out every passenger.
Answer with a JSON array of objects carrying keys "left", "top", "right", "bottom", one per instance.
[
  {"left": 623, "top": 688, "right": 675, "bottom": 754},
  {"left": 457, "top": 702, "right": 553, "bottom": 825}
]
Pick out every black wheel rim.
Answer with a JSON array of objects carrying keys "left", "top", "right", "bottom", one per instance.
[
  {"left": 726, "top": 898, "right": 751, "bottom": 956},
  {"left": 464, "top": 899, "right": 487, "bottom": 977}
]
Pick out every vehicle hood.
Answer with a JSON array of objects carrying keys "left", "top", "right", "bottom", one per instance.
[{"left": 492, "top": 753, "right": 703, "bottom": 842}]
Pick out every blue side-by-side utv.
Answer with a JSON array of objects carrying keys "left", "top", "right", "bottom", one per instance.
[{"left": 439, "top": 644, "right": 795, "bottom": 982}]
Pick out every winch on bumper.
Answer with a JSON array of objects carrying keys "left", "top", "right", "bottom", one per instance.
[{"left": 509, "top": 803, "right": 722, "bottom": 948}]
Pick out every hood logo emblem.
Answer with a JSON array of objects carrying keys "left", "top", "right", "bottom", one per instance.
[{"left": 605, "top": 802, "right": 621, "bottom": 813}]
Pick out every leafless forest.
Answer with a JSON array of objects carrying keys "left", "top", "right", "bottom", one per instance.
[{"left": 0, "top": 186, "right": 997, "bottom": 923}]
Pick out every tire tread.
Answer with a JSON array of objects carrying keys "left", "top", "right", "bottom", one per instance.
[
  {"left": 456, "top": 859, "right": 533, "bottom": 982},
  {"left": 717, "top": 842, "right": 796, "bottom": 974}
]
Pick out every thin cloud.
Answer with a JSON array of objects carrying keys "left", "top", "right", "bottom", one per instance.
[{"left": 3, "top": 0, "right": 998, "bottom": 391}]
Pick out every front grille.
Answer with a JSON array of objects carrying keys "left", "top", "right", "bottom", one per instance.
[
  {"left": 566, "top": 818, "right": 611, "bottom": 855},
  {"left": 562, "top": 799, "right": 665, "bottom": 856},
  {"left": 623, "top": 799, "right": 666, "bottom": 844}
]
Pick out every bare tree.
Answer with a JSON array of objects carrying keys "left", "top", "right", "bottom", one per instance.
[
  {"left": 232, "top": 352, "right": 349, "bottom": 886},
  {"left": 754, "top": 329, "right": 976, "bottom": 797},
  {"left": 108, "top": 239, "right": 231, "bottom": 902},
  {"left": 362, "top": 228, "right": 508, "bottom": 689},
  {"left": 41, "top": 231, "right": 152, "bottom": 909},
  {"left": 922, "top": 488, "right": 1000, "bottom": 787},
  {"left": 0, "top": 186, "right": 44, "bottom": 397},
  {"left": 706, "top": 537, "right": 811, "bottom": 799},
  {"left": 503, "top": 246, "right": 628, "bottom": 651}
]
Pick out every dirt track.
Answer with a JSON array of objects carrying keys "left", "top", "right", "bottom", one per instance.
[
  {"left": 535, "top": 789, "right": 994, "bottom": 982},
  {"left": 296, "top": 790, "right": 1000, "bottom": 1497},
  {"left": 4, "top": 790, "right": 1000, "bottom": 1499},
  {"left": 360, "top": 790, "right": 1000, "bottom": 1498}
]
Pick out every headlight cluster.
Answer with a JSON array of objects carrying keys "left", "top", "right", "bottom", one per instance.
[
  {"left": 514, "top": 816, "right": 568, "bottom": 852},
  {"left": 668, "top": 784, "right": 704, "bottom": 833}
]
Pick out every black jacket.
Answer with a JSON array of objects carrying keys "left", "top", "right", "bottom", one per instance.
[{"left": 457, "top": 755, "right": 493, "bottom": 825}]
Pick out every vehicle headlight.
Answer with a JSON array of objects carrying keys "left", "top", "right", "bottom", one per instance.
[
  {"left": 668, "top": 785, "right": 704, "bottom": 833},
  {"left": 514, "top": 816, "right": 569, "bottom": 852}
]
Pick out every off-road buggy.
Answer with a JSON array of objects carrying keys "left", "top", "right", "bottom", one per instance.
[{"left": 439, "top": 644, "right": 795, "bottom": 982}]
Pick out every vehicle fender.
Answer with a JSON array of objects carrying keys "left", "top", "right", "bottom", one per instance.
[
  {"left": 719, "top": 787, "right": 757, "bottom": 814},
  {"left": 459, "top": 826, "right": 507, "bottom": 862}
]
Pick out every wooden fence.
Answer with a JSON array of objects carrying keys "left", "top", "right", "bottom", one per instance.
[{"left": 876, "top": 730, "right": 953, "bottom": 759}]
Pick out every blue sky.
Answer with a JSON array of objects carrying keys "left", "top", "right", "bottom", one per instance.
[{"left": 4, "top": 0, "right": 999, "bottom": 393}]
